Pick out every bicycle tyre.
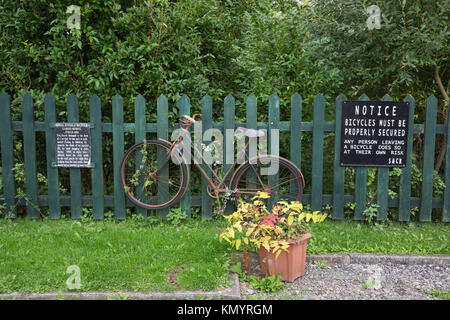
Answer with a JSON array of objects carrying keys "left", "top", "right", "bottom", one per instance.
[
  {"left": 229, "top": 155, "right": 305, "bottom": 206},
  {"left": 120, "top": 139, "right": 190, "bottom": 210}
]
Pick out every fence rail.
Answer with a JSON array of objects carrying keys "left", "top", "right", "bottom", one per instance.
[{"left": 0, "top": 92, "right": 449, "bottom": 222}]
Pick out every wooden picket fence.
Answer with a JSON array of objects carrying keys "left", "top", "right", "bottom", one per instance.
[{"left": 0, "top": 92, "right": 449, "bottom": 222}]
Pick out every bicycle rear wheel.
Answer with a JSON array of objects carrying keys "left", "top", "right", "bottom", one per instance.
[
  {"left": 120, "top": 140, "right": 189, "bottom": 210},
  {"left": 229, "top": 155, "right": 304, "bottom": 207}
]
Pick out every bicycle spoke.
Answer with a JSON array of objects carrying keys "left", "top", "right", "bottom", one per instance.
[
  {"left": 121, "top": 140, "right": 187, "bottom": 208},
  {"left": 231, "top": 156, "right": 303, "bottom": 206}
]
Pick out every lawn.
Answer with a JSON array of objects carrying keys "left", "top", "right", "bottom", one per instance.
[
  {"left": 306, "top": 220, "right": 449, "bottom": 255},
  {"left": 0, "top": 215, "right": 448, "bottom": 294},
  {"left": 0, "top": 217, "right": 231, "bottom": 294}
]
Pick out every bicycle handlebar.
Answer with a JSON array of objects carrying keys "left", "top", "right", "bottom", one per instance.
[{"left": 180, "top": 114, "right": 202, "bottom": 124}]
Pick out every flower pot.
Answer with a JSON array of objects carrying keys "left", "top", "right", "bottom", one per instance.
[{"left": 258, "top": 232, "right": 312, "bottom": 282}]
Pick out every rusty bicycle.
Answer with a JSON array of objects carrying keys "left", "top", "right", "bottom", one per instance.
[{"left": 120, "top": 114, "right": 305, "bottom": 213}]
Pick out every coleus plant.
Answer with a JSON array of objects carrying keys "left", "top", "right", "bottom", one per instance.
[{"left": 219, "top": 191, "right": 327, "bottom": 267}]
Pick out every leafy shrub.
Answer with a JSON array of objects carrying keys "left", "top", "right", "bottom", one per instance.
[
  {"left": 247, "top": 274, "right": 285, "bottom": 293},
  {"left": 166, "top": 207, "right": 187, "bottom": 226}
]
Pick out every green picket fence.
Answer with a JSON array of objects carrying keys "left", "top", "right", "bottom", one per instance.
[{"left": 0, "top": 92, "right": 449, "bottom": 222}]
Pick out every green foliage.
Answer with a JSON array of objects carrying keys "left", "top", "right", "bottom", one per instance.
[
  {"left": 166, "top": 207, "right": 188, "bottom": 226},
  {"left": 313, "top": 260, "right": 328, "bottom": 269},
  {"left": 305, "top": 0, "right": 449, "bottom": 109},
  {"left": 229, "top": 261, "right": 244, "bottom": 276},
  {"left": 220, "top": 192, "right": 327, "bottom": 259},
  {"left": 343, "top": 154, "right": 446, "bottom": 222},
  {"left": 231, "top": 261, "right": 284, "bottom": 293},
  {"left": 80, "top": 208, "right": 94, "bottom": 223},
  {"left": 0, "top": 0, "right": 448, "bottom": 219},
  {"left": 307, "top": 220, "right": 449, "bottom": 254},
  {"left": 56, "top": 290, "right": 65, "bottom": 300},
  {"left": 247, "top": 274, "right": 285, "bottom": 293},
  {"left": 362, "top": 204, "right": 380, "bottom": 225},
  {"left": 354, "top": 278, "right": 378, "bottom": 289},
  {"left": 0, "top": 0, "right": 348, "bottom": 200},
  {"left": 229, "top": 0, "right": 343, "bottom": 119},
  {"left": 194, "top": 294, "right": 213, "bottom": 300},
  {"left": 0, "top": 217, "right": 231, "bottom": 293},
  {"left": 107, "top": 292, "right": 131, "bottom": 300},
  {"left": 425, "top": 290, "right": 450, "bottom": 300}
]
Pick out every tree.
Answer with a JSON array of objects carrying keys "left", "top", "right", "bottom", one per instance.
[{"left": 304, "top": 0, "right": 449, "bottom": 171}]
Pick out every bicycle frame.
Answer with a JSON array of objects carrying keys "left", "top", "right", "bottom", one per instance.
[
  {"left": 121, "top": 114, "right": 304, "bottom": 212},
  {"left": 159, "top": 118, "right": 266, "bottom": 211}
]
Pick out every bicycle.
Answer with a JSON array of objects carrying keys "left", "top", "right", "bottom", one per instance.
[{"left": 120, "top": 114, "right": 305, "bottom": 213}]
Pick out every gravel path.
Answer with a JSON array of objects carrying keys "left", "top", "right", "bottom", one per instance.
[{"left": 240, "top": 255, "right": 450, "bottom": 300}]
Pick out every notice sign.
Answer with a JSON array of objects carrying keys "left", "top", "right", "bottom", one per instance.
[
  {"left": 55, "top": 123, "right": 91, "bottom": 167},
  {"left": 340, "top": 101, "right": 410, "bottom": 167}
]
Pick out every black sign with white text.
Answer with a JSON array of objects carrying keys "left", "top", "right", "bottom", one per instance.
[
  {"left": 340, "top": 100, "right": 410, "bottom": 167},
  {"left": 55, "top": 123, "right": 91, "bottom": 167}
]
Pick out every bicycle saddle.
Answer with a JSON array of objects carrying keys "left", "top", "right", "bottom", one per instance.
[{"left": 235, "top": 127, "right": 265, "bottom": 138}]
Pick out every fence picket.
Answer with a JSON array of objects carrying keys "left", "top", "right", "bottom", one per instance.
[
  {"left": 135, "top": 95, "right": 147, "bottom": 218},
  {"left": 22, "top": 94, "right": 38, "bottom": 218},
  {"left": 179, "top": 95, "right": 191, "bottom": 217},
  {"left": 67, "top": 94, "right": 82, "bottom": 219},
  {"left": 157, "top": 95, "right": 169, "bottom": 219},
  {"left": 398, "top": 95, "right": 415, "bottom": 221},
  {"left": 443, "top": 101, "right": 450, "bottom": 222},
  {"left": 0, "top": 92, "right": 16, "bottom": 217},
  {"left": 312, "top": 94, "right": 325, "bottom": 212},
  {"left": 224, "top": 94, "right": 235, "bottom": 214},
  {"left": 44, "top": 94, "right": 60, "bottom": 219},
  {"left": 90, "top": 95, "right": 104, "bottom": 220},
  {"left": 333, "top": 94, "right": 346, "bottom": 219},
  {"left": 112, "top": 94, "right": 126, "bottom": 220},
  {"left": 354, "top": 94, "right": 370, "bottom": 220},
  {"left": 201, "top": 95, "right": 213, "bottom": 219},
  {"left": 376, "top": 94, "right": 392, "bottom": 220},
  {"left": 268, "top": 94, "right": 280, "bottom": 208},
  {"left": 290, "top": 93, "right": 302, "bottom": 199},
  {"left": 420, "top": 95, "right": 438, "bottom": 221},
  {"left": 246, "top": 94, "right": 258, "bottom": 189}
]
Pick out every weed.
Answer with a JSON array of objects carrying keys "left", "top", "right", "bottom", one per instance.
[
  {"left": 425, "top": 290, "right": 450, "bottom": 300},
  {"left": 247, "top": 274, "right": 285, "bottom": 293},
  {"left": 195, "top": 294, "right": 213, "bottom": 300},
  {"left": 355, "top": 278, "right": 378, "bottom": 290},
  {"left": 363, "top": 279, "right": 378, "bottom": 289},
  {"left": 313, "top": 260, "right": 328, "bottom": 269},
  {"left": 81, "top": 208, "right": 94, "bottom": 223},
  {"left": 229, "top": 262, "right": 244, "bottom": 278},
  {"left": 230, "top": 261, "right": 284, "bottom": 293},
  {"left": 362, "top": 203, "right": 379, "bottom": 224},
  {"left": 166, "top": 207, "right": 187, "bottom": 226},
  {"left": 104, "top": 210, "right": 115, "bottom": 221},
  {"left": 56, "top": 290, "right": 66, "bottom": 300},
  {"left": 107, "top": 292, "right": 131, "bottom": 300}
]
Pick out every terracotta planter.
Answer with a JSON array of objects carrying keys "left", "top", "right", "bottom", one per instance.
[{"left": 258, "top": 232, "right": 312, "bottom": 282}]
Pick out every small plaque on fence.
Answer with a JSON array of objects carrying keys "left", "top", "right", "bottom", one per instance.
[
  {"left": 340, "top": 100, "right": 410, "bottom": 167},
  {"left": 55, "top": 123, "right": 91, "bottom": 167}
]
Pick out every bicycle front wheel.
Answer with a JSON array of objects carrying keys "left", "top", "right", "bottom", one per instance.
[
  {"left": 120, "top": 140, "right": 189, "bottom": 210},
  {"left": 229, "top": 155, "right": 304, "bottom": 206}
]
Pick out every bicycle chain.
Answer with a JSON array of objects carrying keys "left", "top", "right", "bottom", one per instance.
[{"left": 222, "top": 187, "right": 239, "bottom": 212}]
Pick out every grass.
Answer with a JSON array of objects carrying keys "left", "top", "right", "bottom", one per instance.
[
  {"left": 0, "top": 214, "right": 448, "bottom": 294},
  {"left": 313, "top": 260, "right": 328, "bottom": 269},
  {"left": 0, "top": 216, "right": 231, "bottom": 294},
  {"left": 425, "top": 290, "right": 450, "bottom": 300},
  {"left": 306, "top": 220, "right": 449, "bottom": 255}
]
